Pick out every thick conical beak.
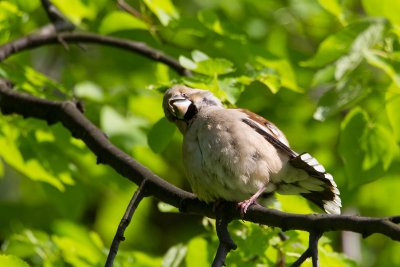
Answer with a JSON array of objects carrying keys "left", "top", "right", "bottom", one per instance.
[{"left": 169, "top": 96, "right": 192, "bottom": 120}]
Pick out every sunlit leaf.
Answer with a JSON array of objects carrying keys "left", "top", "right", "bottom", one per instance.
[
  {"left": 335, "top": 20, "right": 386, "bottom": 80},
  {"left": 256, "top": 73, "right": 281, "bottom": 94},
  {"left": 99, "top": 11, "right": 148, "bottom": 34},
  {"left": 0, "top": 125, "right": 65, "bottom": 191},
  {"left": 302, "top": 20, "right": 377, "bottom": 67},
  {"left": 179, "top": 52, "right": 235, "bottom": 76},
  {"left": 1, "top": 65, "right": 70, "bottom": 99},
  {"left": 100, "top": 106, "right": 148, "bottom": 149},
  {"left": 162, "top": 243, "right": 187, "bottom": 267},
  {"left": 52, "top": 0, "right": 97, "bottom": 24},
  {"left": 157, "top": 201, "right": 179, "bottom": 213},
  {"left": 196, "top": 58, "right": 235, "bottom": 75},
  {"left": 218, "top": 77, "right": 245, "bottom": 104},
  {"left": 179, "top": 55, "right": 197, "bottom": 70},
  {"left": 256, "top": 57, "right": 302, "bottom": 93},
  {"left": 339, "top": 108, "right": 391, "bottom": 188},
  {"left": 386, "top": 84, "right": 400, "bottom": 141},
  {"left": 361, "top": 124, "right": 396, "bottom": 170},
  {"left": 143, "top": 0, "right": 179, "bottom": 26},
  {"left": 191, "top": 50, "right": 209, "bottom": 62},
  {"left": 362, "top": 0, "right": 400, "bottom": 27},
  {"left": 185, "top": 237, "right": 209, "bottom": 267},
  {"left": 74, "top": 81, "right": 104, "bottom": 102},
  {"left": 364, "top": 49, "right": 400, "bottom": 86},
  {"left": 0, "top": 255, "right": 30, "bottom": 267},
  {"left": 314, "top": 77, "right": 367, "bottom": 121},
  {"left": 52, "top": 221, "right": 103, "bottom": 266},
  {"left": 198, "top": 10, "right": 223, "bottom": 34},
  {"left": 318, "top": 0, "right": 346, "bottom": 24}
]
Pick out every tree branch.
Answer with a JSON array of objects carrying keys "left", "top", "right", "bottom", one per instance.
[
  {"left": 105, "top": 179, "right": 148, "bottom": 267},
  {"left": 290, "top": 231, "right": 322, "bottom": 267},
  {"left": 0, "top": 32, "right": 190, "bottom": 76},
  {"left": 212, "top": 203, "right": 237, "bottom": 267},
  {"left": 1, "top": 80, "right": 400, "bottom": 263}
]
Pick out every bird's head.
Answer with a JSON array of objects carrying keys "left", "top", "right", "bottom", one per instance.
[{"left": 163, "top": 85, "right": 222, "bottom": 132}]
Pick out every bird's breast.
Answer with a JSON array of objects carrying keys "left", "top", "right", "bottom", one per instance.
[{"left": 182, "top": 109, "right": 287, "bottom": 202}]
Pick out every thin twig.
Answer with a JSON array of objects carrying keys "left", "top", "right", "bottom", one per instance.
[
  {"left": 212, "top": 204, "right": 237, "bottom": 267},
  {"left": 105, "top": 179, "right": 148, "bottom": 267},
  {"left": 290, "top": 231, "right": 322, "bottom": 267},
  {"left": 117, "top": 0, "right": 143, "bottom": 19}
]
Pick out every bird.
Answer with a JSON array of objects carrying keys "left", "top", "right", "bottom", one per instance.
[{"left": 163, "top": 85, "right": 341, "bottom": 215}]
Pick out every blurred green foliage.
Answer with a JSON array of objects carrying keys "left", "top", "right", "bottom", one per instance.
[{"left": 1, "top": 0, "right": 400, "bottom": 266}]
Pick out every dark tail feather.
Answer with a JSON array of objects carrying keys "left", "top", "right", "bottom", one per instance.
[{"left": 290, "top": 153, "right": 341, "bottom": 214}]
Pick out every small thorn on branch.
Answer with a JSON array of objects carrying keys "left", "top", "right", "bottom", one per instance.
[
  {"left": 291, "top": 231, "right": 322, "bottom": 267},
  {"left": 105, "top": 179, "right": 148, "bottom": 267}
]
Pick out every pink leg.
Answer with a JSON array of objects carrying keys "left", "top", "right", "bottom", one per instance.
[{"left": 238, "top": 186, "right": 266, "bottom": 217}]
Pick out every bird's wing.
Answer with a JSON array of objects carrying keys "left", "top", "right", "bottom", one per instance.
[
  {"left": 239, "top": 109, "right": 297, "bottom": 158},
  {"left": 239, "top": 109, "right": 341, "bottom": 214}
]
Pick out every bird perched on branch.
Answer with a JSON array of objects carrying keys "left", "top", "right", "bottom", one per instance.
[{"left": 163, "top": 85, "right": 341, "bottom": 215}]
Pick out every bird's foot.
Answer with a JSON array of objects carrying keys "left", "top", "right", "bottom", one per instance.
[
  {"left": 238, "top": 186, "right": 266, "bottom": 218},
  {"left": 238, "top": 199, "right": 261, "bottom": 218}
]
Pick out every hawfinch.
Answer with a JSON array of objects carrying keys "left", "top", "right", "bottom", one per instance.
[{"left": 163, "top": 85, "right": 341, "bottom": 215}]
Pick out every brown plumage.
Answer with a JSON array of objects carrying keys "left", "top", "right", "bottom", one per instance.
[{"left": 163, "top": 85, "right": 341, "bottom": 215}]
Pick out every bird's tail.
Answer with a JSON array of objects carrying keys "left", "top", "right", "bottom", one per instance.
[{"left": 278, "top": 153, "right": 341, "bottom": 214}]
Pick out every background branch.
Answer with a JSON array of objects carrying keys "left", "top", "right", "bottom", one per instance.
[
  {"left": 1, "top": 80, "right": 399, "bottom": 242},
  {"left": 212, "top": 206, "right": 237, "bottom": 267},
  {"left": 0, "top": 32, "right": 190, "bottom": 76},
  {"left": 105, "top": 179, "right": 148, "bottom": 267}
]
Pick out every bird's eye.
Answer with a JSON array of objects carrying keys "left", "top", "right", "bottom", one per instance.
[{"left": 181, "top": 93, "right": 187, "bottom": 98}]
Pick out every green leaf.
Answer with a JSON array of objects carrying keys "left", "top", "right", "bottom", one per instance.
[
  {"left": 192, "top": 50, "right": 209, "bottom": 62},
  {"left": 143, "top": 0, "right": 179, "bottom": 26},
  {"left": 196, "top": 58, "right": 235, "bottom": 76},
  {"left": 157, "top": 201, "right": 179, "bottom": 213},
  {"left": 0, "top": 158, "right": 3, "bottom": 177},
  {"left": 185, "top": 237, "right": 210, "bottom": 267},
  {"left": 198, "top": 10, "right": 223, "bottom": 34},
  {"left": 52, "top": 0, "right": 97, "bottom": 24},
  {"left": 362, "top": 0, "right": 400, "bottom": 27},
  {"left": 339, "top": 108, "right": 393, "bottom": 188},
  {"left": 100, "top": 106, "right": 148, "bottom": 149},
  {"left": 256, "top": 73, "right": 281, "bottom": 94},
  {"left": 386, "top": 84, "right": 400, "bottom": 141},
  {"left": 147, "top": 117, "right": 176, "bottom": 153},
  {"left": 0, "top": 124, "right": 65, "bottom": 191},
  {"left": 314, "top": 77, "right": 366, "bottom": 121},
  {"left": 162, "top": 243, "right": 187, "bottom": 267},
  {"left": 318, "top": 0, "right": 345, "bottom": 24},
  {"left": 218, "top": 77, "right": 245, "bottom": 104},
  {"left": 302, "top": 20, "right": 377, "bottom": 67},
  {"left": 0, "top": 255, "right": 30, "bottom": 267},
  {"left": 1, "top": 65, "right": 70, "bottom": 99},
  {"left": 99, "top": 11, "right": 148, "bottom": 34},
  {"left": 364, "top": 49, "right": 400, "bottom": 87},
  {"left": 179, "top": 55, "right": 197, "bottom": 70},
  {"left": 335, "top": 20, "right": 386, "bottom": 80},
  {"left": 73, "top": 81, "right": 104, "bottom": 102},
  {"left": 179, "top": 51, "right": 235, "bottom": 76},
  {"left": 52, "top": 221, "right": 103, "bottom": 266},
  {"left": 361, "top": 124, "right": 396, "bottom": 170},
  {"left": 256, "top": 56, "right": 302, "bottom": 93}
]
